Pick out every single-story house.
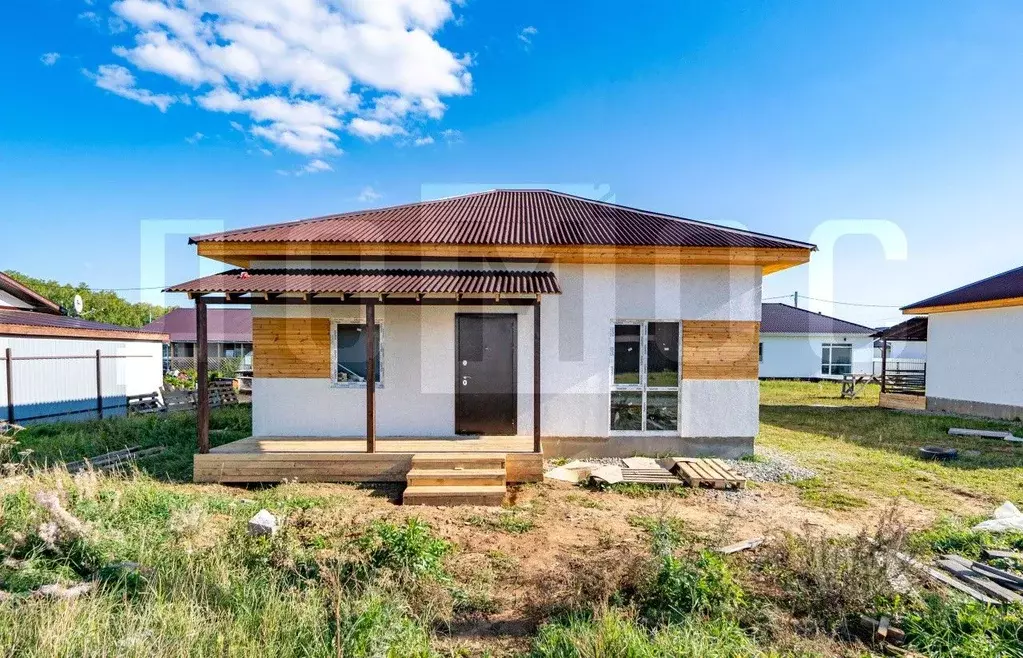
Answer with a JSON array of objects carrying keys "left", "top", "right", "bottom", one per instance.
[
  {"left": 164, "top": 189, "right": 814, "bottom": 495},
  {"left": 758, "top": 303, "right": 875, "bottom": 379},
  {"left": 0, "top": 272, "right": 166, "bottom": 423},
  {"left": 896, "top": 264, "right": 1023, "bottom": 419},
  {"left": 142, "top": 308, "right": 252, "bottom": 372}
]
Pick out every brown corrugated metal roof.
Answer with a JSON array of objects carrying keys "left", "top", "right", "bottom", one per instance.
[
  {"left": 761, "top": 303, "right": 875, "bottom": 335},
  {"left": 190, "top": 189, "right": 815, "bottom": 250},
  {"left": 0, "top": 272, "right": 61, "bottom": 314},
  {"left": 165, "top": 268, "right": 561, "bottom": 296},
  {"left": 872, "top": 317, "right": 927, "bottom": 342},
  {"left": 0, "top": 309, "right": 167, "bottom": 341},
  {"left": 902, "top": 264, "right": 1023, "bottom": 312}
]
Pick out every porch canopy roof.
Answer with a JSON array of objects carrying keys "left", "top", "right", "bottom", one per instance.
[{"left": 165, "top": 267, "right": 561, "bottom": 303}]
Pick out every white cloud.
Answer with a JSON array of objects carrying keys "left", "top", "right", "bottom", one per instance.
[
  {"left": 185, "top": 131, "right": 205, "bottom": 143},
  {"left": 277, "top": 158, "right": 334, "bottom": 176},
  {"left": 440, "top": 128, "right": 463, "bottom": 143},
  {"left": 518, "top": 25, "right": 537, "bottom": 46},
  {"left": 358, "top": 185, "right": 382, "bottom": 202},
  {"left": 349, "top": 117, "right": 404, "bottom": 140},
  {"left": 413, "top": 135, "right": 434, "bottom": 146},
  {"left": 40, "top": 52, "right": 61, "bottom": 66},
  {"left": 94, "top": 0, "right": 472, "bottom": 156},
  {"left": 83, "top": 64, "right": 178, "bottom": 112}
]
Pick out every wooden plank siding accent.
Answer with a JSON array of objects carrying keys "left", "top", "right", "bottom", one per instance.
[
  {"left": 197, "top": 242, "right": 810, "bottom": 274},
  {"left": 879, "top": 392, "right": 927, "bottom": 411},
  {"left": 252, "top": 317, "right": 331, "bottom": 378},
  {"left": 681, "top": 320, "right": 760, "bottom": 380}
]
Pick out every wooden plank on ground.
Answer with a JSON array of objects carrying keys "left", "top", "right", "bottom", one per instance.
[
  {"left": 935, "top": 560, "right": 1023, "bottom": 603},
  {"left": 715, "top": 537, "right": 765, "bottom": 554},
  {"left": 948, "top": 428, "right": 1012, "bottom": 439},
  {"left": 983, "top": 549, "right": 1023, "bottom": 561}
]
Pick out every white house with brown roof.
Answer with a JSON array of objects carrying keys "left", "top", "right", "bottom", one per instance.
[
  {"left": 898, "top": 264, "right": 1023, "bottom": 419},
  {"left": 758, "top": 303, "right": 876, "bottom": 379},
  {"left": 0, "top": 272, "right": 166, "bottom": 423},
  {"left": 166, "top": 190, "right": 814, "bottom": 494}
]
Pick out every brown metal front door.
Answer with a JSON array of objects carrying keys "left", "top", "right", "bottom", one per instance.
[{"left": 455, "top": 314, "right": 517, "bottom": 435}]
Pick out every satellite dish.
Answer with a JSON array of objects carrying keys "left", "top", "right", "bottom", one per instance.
[{"left": 73, "top": 294, "right": 84, "bottom": 315}]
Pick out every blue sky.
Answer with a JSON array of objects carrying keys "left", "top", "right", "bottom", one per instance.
[{"left": 3, "top": 0, "right": 1023, "bottom": 327}]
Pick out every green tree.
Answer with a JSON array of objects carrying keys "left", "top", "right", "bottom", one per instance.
[{"left": 3, "top": 270, "right": 173, "bottom": 328}]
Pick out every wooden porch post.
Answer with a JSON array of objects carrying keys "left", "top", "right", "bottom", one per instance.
[
  {"left": 880, "top": 338, "right": 888, "bottom": 394},
  {"left": 533, "top": 298, "right": 541, "bottom": 453},
  {"left": 196, "top": 297, "right": 210, "bottom": 454},
  {"left": 365, "top": 302, "right": 376, "bottom": 454}
]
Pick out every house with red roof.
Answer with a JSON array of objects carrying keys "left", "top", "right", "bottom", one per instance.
[{"left": 165, "top": 189, "right": 815, "bottom": 501}]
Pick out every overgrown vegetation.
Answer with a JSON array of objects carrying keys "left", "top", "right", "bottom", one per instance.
[{"left": 4, "top": 383, "right": 1023, "bottom": 656}]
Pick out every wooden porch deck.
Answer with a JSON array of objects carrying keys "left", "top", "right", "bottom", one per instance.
[{"left": 194, "top": 436, "right": 543, "bottom": 484}]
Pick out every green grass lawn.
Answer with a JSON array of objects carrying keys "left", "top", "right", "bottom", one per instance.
[{"left": 759, "top": 380, "right": 1023, "bottom": 512}]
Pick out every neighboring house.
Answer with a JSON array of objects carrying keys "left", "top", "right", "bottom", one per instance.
[
  {"left": 758, "top": 303, "right": 875, "bottom": 379},
  {"left": 897, "top": 265, "right": 1023, "bottom": 420},
  {"left": 142, "top": 308, "right": 252, "bottom": 372},
  {"left": 167, "top": 189, "right": 814, "bottom": 462},
  {"left": 0, "top": 272, "right": 166, "bottom": 423}
]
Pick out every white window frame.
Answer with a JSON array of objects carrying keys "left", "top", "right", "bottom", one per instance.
[
  {"left": 821, "top": 342, "right": 853, "bottom": 377},
  {"left": 608, "top": 320, "right": 681, "bottom": 435},
  {"left": 331, "top": 319, "right": 384, "bottom": 388}
]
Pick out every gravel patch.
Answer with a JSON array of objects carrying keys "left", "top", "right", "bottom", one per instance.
[{"left": 721, "top": 449, "right": 816, "bottom": 483}]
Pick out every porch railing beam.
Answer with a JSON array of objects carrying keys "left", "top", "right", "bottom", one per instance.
[
  {"left": 196, "top": 297, "right": 210, "bottom": 454},
  {"left": 533, "top": 299, "right": 541, "bottom": 454},
  {"left": 880, "top": 338, "right": 888, "bottom": 394},
  {"left": 365, "top": 302, "right": 376, "bottom": 454}
]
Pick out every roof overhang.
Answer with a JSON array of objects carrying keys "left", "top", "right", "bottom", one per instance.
[
  {"left": 902, "top": 296, "right": 1023, "bottom": 315},
  {"left": 165, "top": 268, "right": 562, "bottom": 305},
  {"left": 195, "top": 241, "right": 812, "bottom": 275}
]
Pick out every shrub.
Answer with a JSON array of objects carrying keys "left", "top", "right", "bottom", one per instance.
[
  {"left": 761, "top": 508, "right": 911, "bottom": 635},
  {"left": 637, "top": 550, "right": 744, "bottom": 624},
  {"left": 352, "top": 518, "right": 451, "bottom": 584}
]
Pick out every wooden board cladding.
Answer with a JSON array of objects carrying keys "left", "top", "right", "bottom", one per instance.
[
  {"left": 252, "top": 317, "right": 331, "bottom": 378},
  {"left": 681, "top": 320, "right": 760, "bottom": 380},
  {"left": 198, "top": 241, "right": 811, "bottom": 274}
]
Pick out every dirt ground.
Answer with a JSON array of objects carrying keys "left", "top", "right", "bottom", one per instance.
[{"left": 195, "top": 477, "right": 941, "bottom": 655}]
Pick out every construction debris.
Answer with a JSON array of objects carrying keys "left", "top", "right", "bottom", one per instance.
[
  {"left": 972, "top": 502, "right": 1023, "bottom": 533},
  {"left": 544, "top": 461, "right": 597, "bottom": 484},
  {"left": 621, "top": 457, "right": 661, "bottom": 470},
  {"left": 948, "top": 427, "right": 1022, "bottom": 443},
  {"left": 33, "top": 581, "right": 96, "bottom": 600},
  {"left": 671, "top": 458, "right": 747, "bottom": 489},
  {"left": 248, "top": 509, "right": 278, "bottom": 537},
  {"left": 589, "top": 465, "right": 623, "bottom": 485},
  {"left": 983, "top": 549, "right": 1023, "bottom": 561},
  {"left": 65, "top": 446, "right": 165, "bottom": 474},
  {"left": 715, "top": 537, "right": 765, "bottom": 554}
]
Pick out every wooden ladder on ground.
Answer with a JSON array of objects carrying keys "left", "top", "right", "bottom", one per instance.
[{"left": 403, "top": 453, "right": 507, "bottom": 506}]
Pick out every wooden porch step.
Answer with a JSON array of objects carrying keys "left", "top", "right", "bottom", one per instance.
[
  {"left": 410, "top": 453, "right": 506, "bottom": 470},
  {"left": 402, "top": 485, "right": 507, "bottom": 506},
  {"left": 406, "top": 468, "right": 506, "bottom": 487}
]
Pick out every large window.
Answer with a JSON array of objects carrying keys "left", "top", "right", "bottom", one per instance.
[
  {"left": 610, "top": 322, "right": 680, "bottom": 432},
  {"left": 821, "top": 343, "right": 853, "bottom": 376},
  {"left": 333, "top": 322, "right": 382, "bottom": 386}
]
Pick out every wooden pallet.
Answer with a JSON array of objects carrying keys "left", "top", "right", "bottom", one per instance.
[
  {"left": 619, "top": 468, "right": 685, "bottom": 486},
  {"left": 671, "top": 458, "right": 747, "bottom": 490}
]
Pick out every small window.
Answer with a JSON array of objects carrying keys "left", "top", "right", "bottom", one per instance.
[
  {"left": 335, "top": 323, "right": 381, "bottom": 385},
  {"left": 759, "top": 342, "right": 763, "bottom": 363},
  {"left": 821, "top": 342, "right": 852, "bottom": 376}
]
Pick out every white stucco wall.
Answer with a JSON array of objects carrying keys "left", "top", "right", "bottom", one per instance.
[
  {"left": 252, "top": 260, "right": 763, "bottom": 440},
  {"left": 0, "top": 336, "right": 164, "bottom": 422},
  {"left": 759, "top": 334, "right": 874, "bottom": 379},
  {"left": 926, "top": 307, "right": 1023, "bottom": 408}
]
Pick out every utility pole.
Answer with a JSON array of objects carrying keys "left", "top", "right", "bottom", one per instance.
[{"left": 793, "top": 291, "right": 799, "bottom": 308}]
